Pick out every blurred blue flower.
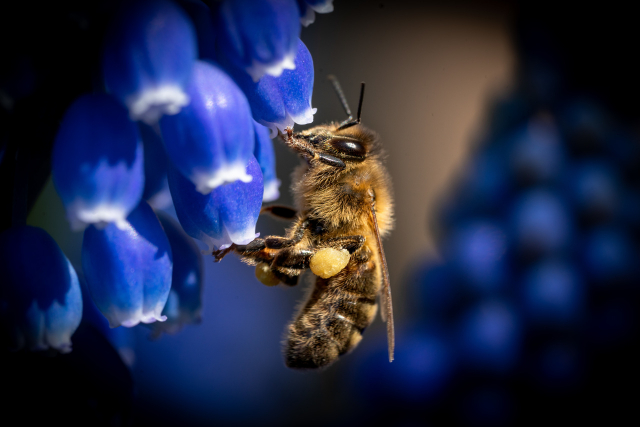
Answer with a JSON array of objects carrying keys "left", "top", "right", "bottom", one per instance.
[
  {"left": 565, "top": 161, "right": 619, "bottom": 223},
  {"left": 457, "top": 148, "right": 512, "bottom": 214},
  {"left": 356, "top": 327, "right": 454, "bottom": 405},
  {"left": 167, "top": 157, "right": 263, "bottom": 251},
  {"left": 447, "top": 221, "right": 509, "bottom": 293},
  {"left": 102, "top": 0, "right": 197, "bottom": 124},
  {"left": 510, "top": 189, "right": 572, "bottom": 257},
  {"left": 456, "top": 299, "right": 522, "bottom": 373},
  {"left": 139, "top": 123, "right": 172, "bottom": 209},
  {"left": 253, "top": 121, "right": 280, "bottom": 201},
  {"left": 82, "top": 201, "right": 173, "bottom": 328},
  {"left": 150, "top": 211, "right": 204, "bottom": 337},
  {"left": 297, "top": 0, "right": 334, "bottom": 27},
  {"left": 521, "top": 259, "right": 585, "bottom": 327},
  {"left": 214, "top": 0, "right": 301, "bottom": 82},
  {"left": 0, "top": 226, "right": 82, "bottom": 353},
  {"left": 223, "top": 39, "right": 316, "bottom": 137},
  {"left": 160, "top": 60, "right": 255, "bottom": 193},
  {"left": 52, "top": 93, "right": 144, "bottom": 231},
  {"left": 509, "top": 115, "right": 564, "bottom": 185}
]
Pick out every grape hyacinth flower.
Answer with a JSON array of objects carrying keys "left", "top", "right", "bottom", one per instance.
[
  {"left": 223, "top": 39, "right": 316, "bottom": 137},
  {"left": 151, "top": 212, "right": 204, "bottom": 337},
  {"left": 297, "top": 0, "right": 335, "bottom": 27},
  {"left": 167, "top": 157, "right": 263, "bottom": 251},
  {"left": 521, "top": 260, "right": 585, "bottom": 327},
  {"left": 82, "top": 201, "right": 173, "bottom": 328},
  {"left": 52, "top": 93, "right": 144, "bottom": 231},
  {"left": 457, "top": 299, "right": 522, "bottom": 373},
  {"left": 160, "top": 60, "right": 255, "bottom": 193},
  {"left": 214, "top": 0, "right": 301, "bottom": 82},
  {"left": 102, "top": 0, "right": 197, "bottom": 124},
  {"left": 253, "top": 121, "right": 280, "bottom": 201},
  {"left": 0, "top": 226, "right": 82, "bottom": 353}
]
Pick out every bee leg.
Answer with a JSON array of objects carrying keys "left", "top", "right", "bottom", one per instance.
[
  {"left": 230, "top": 219, "right": 310, "bottom": 264},
  {"left": 260, "top": 205, "right": 298, "bottom": 220},
  {"left": 271, "top": 269, "right": 300, "bottom": 287},
  {"left": 315, "top": 153, "right": 346, "bottom": 169},
  {"left": 319, "top": 235, "right": 366, "bottom": 254},
  {"left": 263, "top": 218, "right": 309, "bottom": 249},
  {"left": 231, "top": 239, "right": 275, "bottom": 264},
  {"left": 273, "top": 249, "right": 315, "bottom": 270}
]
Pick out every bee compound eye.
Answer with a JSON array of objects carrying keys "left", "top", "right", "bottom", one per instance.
[{"left": 330, "top": 139, "right": 366, "bottom": 157}]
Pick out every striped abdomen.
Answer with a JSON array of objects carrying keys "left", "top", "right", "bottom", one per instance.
[{"left": 285, "top": 253, "right": 380, "bottom": 369}]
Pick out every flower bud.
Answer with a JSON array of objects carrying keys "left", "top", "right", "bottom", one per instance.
[
  {"left": 102, "top": 0, "right": 197, "bottom": 124},
  {"left": 168, "top": 157, "right": 263, "bottom": 251},
  {"left": 214, "top": 0, "right": 300, "bottom": 81},
  {"left": 52, "top": 93, "right": 144, "bottom": 231},
  {"left": 82, "top": 201, "right": 173, "bottom": 328},
  {"left": 160, "top": 60, "right": 255, "bottom": 193},
  {"left": 0, "top": 226, "right": 82, "bottom": 353}
]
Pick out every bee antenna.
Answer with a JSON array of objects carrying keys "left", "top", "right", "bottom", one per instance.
[
  {"left": 356, "top": 82, "right": 365, "bottom": 124},
  {"left": 327, "top": 75, "right": 353, "bottom": 120}
]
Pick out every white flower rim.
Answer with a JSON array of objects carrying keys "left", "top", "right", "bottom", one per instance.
[
  {"left": 191, "top": 161, "right": 253, "bottom": 194},
  {"left": 247, "top": 52, "right": 296, "bottom": 82},
  {"left": 126, "top": 85, "right": 190, "bottom": 125},
  {"left": 67, "top": 202, "right": 131, "bottom": 231},
  {"left": 309, "top": 0, "right": 334, "bottom": 13},
  {"left": 260, "top": 106, "right": 317, "bottom": 138}
]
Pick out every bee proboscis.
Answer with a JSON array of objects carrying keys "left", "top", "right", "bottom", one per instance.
[{"left": 214, "top": 77, "right": 394, "bottom": 369}]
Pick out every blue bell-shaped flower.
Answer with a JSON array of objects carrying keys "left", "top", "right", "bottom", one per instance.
[
  {"left": 160, "top": 60, "right": 255, "bottom": 193},
  {"left": 167, "top": 157, "right": 263, "bottom": 251},
  {"left": 214, "top": 0, "right": 301, "bottom": 81},
  {"left": 0, "top": 226, "right": 82, "bottom": 353},
  {"left": 52, "top": 93, "right": 144, "bottom": 231},
  {"left": 223, "top": 39, "right": 316, "bottom": 137},
  {"left": 82, "top": 201, "right": 173, "bottom": 328},
  {"left": 297, "top": 0, "right": 334, "bottom": 27},
  {"left": 102, "top": 0, "right": 197, "bottom": 124},
  {"left": 253, "top": 121, "right": 280, "bottom": 202},
  {"left": 150, "top": 211, "right": 204, "bottom": 337}
]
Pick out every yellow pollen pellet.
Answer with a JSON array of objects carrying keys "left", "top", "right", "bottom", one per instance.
[
  {"left": 255, "top": 262, "right": 280, "bottom": 287},
  {"left": 310, "top": 248, "right": 350, "bottom": 278}
]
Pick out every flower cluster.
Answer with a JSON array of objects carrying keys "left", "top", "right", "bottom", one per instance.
[
  {"left": 2, "top": 0, "right": 330, "bottom": 351},
  {"left": 353, "top": 58, "right": 640, "bottom": 424}
]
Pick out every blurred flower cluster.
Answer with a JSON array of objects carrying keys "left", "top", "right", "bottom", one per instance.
[
  {"left": 1, "top": 0, "right": 332, "bottom": 352},
  {"left": 353, "top": 48, "right": 640, "bottom": 426}
]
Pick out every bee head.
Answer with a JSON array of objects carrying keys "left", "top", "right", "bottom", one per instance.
[{"left": 288, "top": 122, "right": 378, "bottom": 166}]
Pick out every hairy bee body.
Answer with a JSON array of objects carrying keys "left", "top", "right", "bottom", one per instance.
[
  {"left": 216, "top": 108, "right": 395, "bottom": 369},
  {"left": 285, "top": 126, "right": 393, "bottom": 368}
]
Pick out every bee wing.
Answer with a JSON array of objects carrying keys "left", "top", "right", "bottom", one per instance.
[{"left": 370, "top": 197, "right": 395, "bottom": 363}]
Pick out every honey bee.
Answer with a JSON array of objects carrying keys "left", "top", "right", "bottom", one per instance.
[{"left": 214, "top": 77, "right": 394, "bottom": 369}]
